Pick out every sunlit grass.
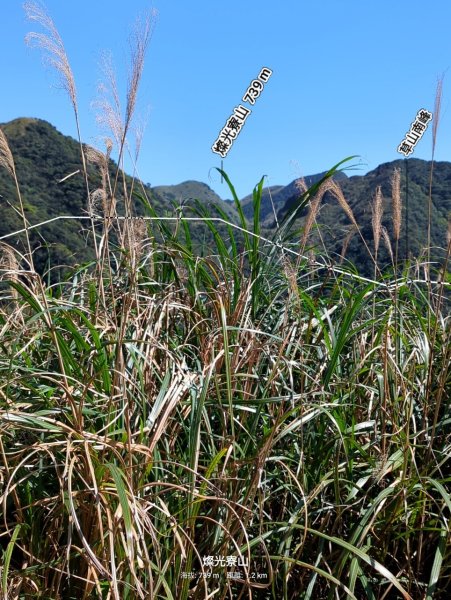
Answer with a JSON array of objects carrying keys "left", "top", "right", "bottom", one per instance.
[
  {"left": 0, "top": 167, "right": 449, "bottom": 598},
  {"left": 0, "top": 3, "right": 450, "bottom": 599}
]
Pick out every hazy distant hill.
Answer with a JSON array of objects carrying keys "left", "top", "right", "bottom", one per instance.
[{"left": 0, "top": 118, "right": 449, "bottom": 280}]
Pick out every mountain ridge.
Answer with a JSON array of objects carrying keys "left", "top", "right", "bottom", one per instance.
[{"left": 1, "top": 117, "right": 449, "bottom": 279}]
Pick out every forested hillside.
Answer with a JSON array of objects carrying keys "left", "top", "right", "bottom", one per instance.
[{"left": 1, "top": 118, "right": 449, "bottom": 280}]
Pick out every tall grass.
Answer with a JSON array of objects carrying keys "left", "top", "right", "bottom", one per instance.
[{"left": 0, "top": 5, "right": 450, "bottom": 600}]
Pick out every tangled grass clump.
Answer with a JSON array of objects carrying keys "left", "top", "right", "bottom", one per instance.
[
  {"left": 0, "top": 3, "right": 450, "bottom": 599},
  {"left": 0, "top": 168, "right": 450, "bottom": 598}
]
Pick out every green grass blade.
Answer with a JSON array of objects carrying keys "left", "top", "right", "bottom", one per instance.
[
  {"left": 426, "top": 523, "right": 447, "bottom": 600},
  {"left": 1, "top": 524, "right": 22, "bottom": 594}
]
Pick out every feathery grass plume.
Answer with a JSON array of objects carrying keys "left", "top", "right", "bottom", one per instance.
[
  {"left": 125, "top": 12, "right": 157, "bottom": 130},
  {"left": 0, "top": 243, "right": 19, "bottom": 274},
  {"left": 94, "top": 11, "right": 155, "bottom": 253},
  {"left": 371, "top": 185, "right": 383, "bottom": 256},
  {"left": 339, "top": 225, "right": 357, "bottom": 264},
  {"left": 281, "top": 255, "right": 298, "bottom": 297},
  {"left": 125, "top": 113, "right": 149, "bottom": 204},
  {"left": 133, "top": 112, "right": 148, "bottom": 163},
  {"left": 88, "top": 188, "right": 108, "bottom": 218},
  {"left": 432, "top": 75, "right": 443, "bottom": 160},
  {"left": 327, "top": 179, "right": 358, "bottom": 227},
  {"left": 122, "top": 12, "right": 155, "bottom": 247},
  {"left": 24, "top": 1, "right": 77, "bottom": 115},
  {"left": 85, "top": 145, "right": 105, "bottom": 167},
  {"left": 94, "top": 11, "right": 155, "bottom": 155},
  {"left": 85, "top": 144, "right": 113, "bottom": 211},
  {"left": 426, "top": 75, "right": 444, "bottom": 289},
  {"left": 391, "top": 167, "right": 402, "bottom": 241},
  {"left": 24, "top": 2, "right": 100, "bottom": 261},
  {"left": 300, "top": 179, "right": 330, "bottom": 252},
  {"left": 94, "top": 52, "right": 125, "bottom": 149},
  {"left": 104, "top": 136, "right": 113, "bottom": 157},
  {"left": 0, "top": 128, "right": 15, "bottom": 178},
  {"left": 381, "top": 226, "right": 394, "bottom": 264},
  {"left": 0, "top": 243, "right": 19, "bottom": 301}
]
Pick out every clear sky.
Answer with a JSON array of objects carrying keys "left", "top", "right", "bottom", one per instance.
[{"left": 2, "top": 1, "right": 451, "bottom": 200}]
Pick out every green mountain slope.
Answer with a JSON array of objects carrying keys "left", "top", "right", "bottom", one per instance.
[
  {"left": 153, "top": 180, "right": 239, "bottom": 224},
  {"left": 240, "top": 171, "right": 348, "bottom": 226},
  {"left": 0, "top": 118, "right": 239, "bottom": 278},
  {"left": 1, "top": 118, "right": 449, "bottom": 280},
  {"left": 243, "top": 160, "right": 450, "bottom": 275}
]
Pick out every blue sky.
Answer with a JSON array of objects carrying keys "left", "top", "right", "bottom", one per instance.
[{"left": 2, "top": 1, "right": 451, "bottom": 199}]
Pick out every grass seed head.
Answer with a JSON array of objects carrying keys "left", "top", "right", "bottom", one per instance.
[
  {"left": 0, "top": 128, "right": 16, "bottom": 178},
  {"left": 382, "top": 226, "right": 394, "bottom": 263},
  {"left": 125, "top": 12, "right": 157, "bottom": 128},
  {"left": 0, "top": 243, "right": 19, "bottom": 273},
  {"left": 372, "top": 185, "right": 383, "bottom": 255},
  {"left": 24, "top": 1, "right": 78, "bottom": 116},
  {"left": 327, "top": 179, "right": 358, "bottom": 227},
  {"left": 432, "top": 74, "right": 444, "bottom": 157},
  {"left": 301, "top": 179, "right": 332, "bottom": 251},
  {"left": 391, "top": 167, "right": 402, "bottom": 241}
]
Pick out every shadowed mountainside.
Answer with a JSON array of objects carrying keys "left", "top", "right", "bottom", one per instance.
[
  {"left": 0, "top": 117, "right": 449, "bottom": 279},
  {"left": 242, "top": 159, "right": 450, "bottom": 275},
  {"left": 0, "top": 118, "right": 238, "bottom": 278}
]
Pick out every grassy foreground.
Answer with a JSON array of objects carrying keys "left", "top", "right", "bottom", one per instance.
[
  {"left": 0, "top": 162, "right": 450, "bottom": 598},
  {"left": 1, "top": 4, "right": 450, "bottom": 599}
]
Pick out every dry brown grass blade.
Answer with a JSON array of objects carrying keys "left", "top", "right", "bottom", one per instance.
[
  {"left": 67, "top": 456, "right": 113, "bottom": 582},
  {"left": 147, "top": 369, "right": 199, "bottom": 453}
]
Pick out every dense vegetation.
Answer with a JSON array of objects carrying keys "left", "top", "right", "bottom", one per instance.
[
  {"left": 0, "top": 3, "right": 450, "bottom": 599},
  {"left": 0, "top": 118, "right": 239, "bottom": 280},
  {"left": 1, "top": 118, "right": 450, "bottom": 282},
  {"left": 241, "top": 159, "right": 450, "bottom": 277}
]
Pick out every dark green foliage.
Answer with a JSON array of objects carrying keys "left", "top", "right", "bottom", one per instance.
[
  {"left": 243, "top": 158, "right": 450, "bottom": 276},
  {"left": 0, "top": 118, "right": 243, "bottom": 281},
  {"left": 1, "top": 162, "right": 449, "bottom": 598},
  {"left": 1, "top": 119, "right": 449, "bottom": 283}
]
